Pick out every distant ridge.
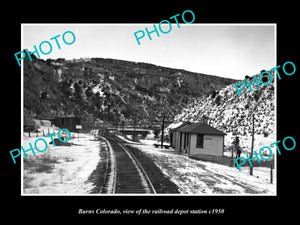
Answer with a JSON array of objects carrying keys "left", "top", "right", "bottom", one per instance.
[{"left": 24, "top": 55, "right": 236, "bottom": 129}]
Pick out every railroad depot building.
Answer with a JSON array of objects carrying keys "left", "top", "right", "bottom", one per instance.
[{"left": 170, "top": 122, "right": 226, "bottom": 159}]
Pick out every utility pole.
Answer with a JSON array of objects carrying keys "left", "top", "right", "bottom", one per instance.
[
  {"left": 115, "top": 122, "right": 118, "bottom": 134},
  {"left": 250, "top": 113, "right": 255, "bottom": 175},
  {"left": 270, "top": 164, "right": 273, "bottom": 184},
  {"left": 133, "top": 118, "right": 136, "bottom": 142},
  {"left": 160, "top": 113, "right": 165, "bottom": 148}
]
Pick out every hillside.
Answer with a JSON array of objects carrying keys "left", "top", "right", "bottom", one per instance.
[
  {"left": 173, "top": 73, "right": 275, "bottom": 153},
  {"left": 23, "top": 55, "right": 236, "bottom": 128}
]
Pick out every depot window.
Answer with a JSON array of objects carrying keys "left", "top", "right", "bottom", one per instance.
[{"left": 196, "top": 134, "right": 204, "bottom": 148}]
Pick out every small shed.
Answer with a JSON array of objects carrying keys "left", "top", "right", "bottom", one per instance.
[
  {"left": 52, "top": 116, "right": 81, "bottom": 132},
  {"left": 175, "top": 122, "right": 226, "bottom": 156}
]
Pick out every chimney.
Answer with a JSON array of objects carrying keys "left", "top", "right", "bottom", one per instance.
[{"left": 202, "top": 115, "right": 210, "bottom": 125}]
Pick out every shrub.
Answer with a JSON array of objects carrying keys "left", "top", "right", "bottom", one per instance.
[
  {"left": 263, "top": 131, "right": 269, "bottom": 137},
  {"left": 211, "top": 90, "right": 217, "bottom": 98},
  {"left": 24, "top": 154, "right": 59, "bottom": 173},
  {"left": 214, "top": 95, "right": 222, "bottom": 106}
]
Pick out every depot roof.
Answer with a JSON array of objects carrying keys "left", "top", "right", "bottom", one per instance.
[
  {"left": 169, "top": 121, "right": 192, "bottom": 131},
  {"left": 177, "top": 122, "right": 226, "bottom": 136}
]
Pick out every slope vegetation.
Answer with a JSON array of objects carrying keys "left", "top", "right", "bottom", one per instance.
[
  {"left": 24, "top": 55, "right": 236, "bottom": 128},
  {"left": 174, "top": 75, "right": 275, "bottom": 153}
]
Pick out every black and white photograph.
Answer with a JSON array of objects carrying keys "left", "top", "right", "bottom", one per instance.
[
  {"left": 21, "top": 24, "right": 276, "bottom": 195},
  {"left": 3, "top": 5, "right": 298, "bottom": 220}
]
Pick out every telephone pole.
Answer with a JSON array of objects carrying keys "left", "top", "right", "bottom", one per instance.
[
  {"left": 250, "top": 113, "right": 255, "bottom": 175},
  {"left": 160, "top": 113, "right": 165, "bottom": 148},
  {"left": 249, "top": 92, "right": 259, "bottom": 175},
  {"left": 133, "top": 118, "right": 136, "bottom": 142}
]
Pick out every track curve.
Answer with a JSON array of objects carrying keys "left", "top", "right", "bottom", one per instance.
[{"left": 103, "top": 134, "right": 156, "bottom": 194}]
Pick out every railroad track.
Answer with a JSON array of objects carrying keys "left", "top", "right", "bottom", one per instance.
[
  {"left": 99, "top": 137, "right": 116, "bottom": 194},
  {"left": 101, "top": 135, "right": 156, "bottom": 194}
]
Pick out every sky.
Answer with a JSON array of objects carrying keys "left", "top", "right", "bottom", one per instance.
[{"left": 22, "top": 24, "right": 275, "bottom": 80}]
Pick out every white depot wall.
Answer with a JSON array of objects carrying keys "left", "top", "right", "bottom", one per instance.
[{"left": 190, "top": 134, "right": 223, "bottom": 156}]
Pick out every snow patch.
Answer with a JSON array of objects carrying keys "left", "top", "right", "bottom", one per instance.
[
  {"left": 128, "top": 140, "right": 276, "bottom": 195},
  {"left": 22, "top": 133, "right": 100, "bottom": 195}
]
